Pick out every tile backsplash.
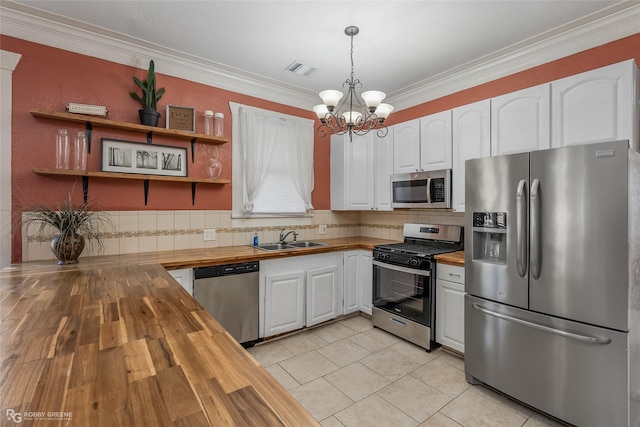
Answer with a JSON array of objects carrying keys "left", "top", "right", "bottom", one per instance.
[{"left": 22, "top": 209, "right": 464, "bottom": 262}]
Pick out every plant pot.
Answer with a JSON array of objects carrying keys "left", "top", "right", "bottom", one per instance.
[
  {"left": 139, "top": 109, "right": 161, "bottom": 127},
  {"left": 51, "top": 233, "right": 85, "bottom": 265}
]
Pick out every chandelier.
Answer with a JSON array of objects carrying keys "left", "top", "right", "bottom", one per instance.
[{"left": 313, "top": 26, "right": 394, "bottom": 141}]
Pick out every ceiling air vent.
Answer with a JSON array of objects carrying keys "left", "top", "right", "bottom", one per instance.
[{"left": 285, "top": 61, "right": 316, "bottom": 76}]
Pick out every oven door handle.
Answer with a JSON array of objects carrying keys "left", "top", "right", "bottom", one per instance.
[{"left": 373, "top": 260, "right": 431, "bottom": 277}]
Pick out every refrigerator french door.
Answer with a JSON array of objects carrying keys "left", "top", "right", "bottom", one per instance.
[{"left": 464, "top": 140, "right": 639, "bottom": 427}]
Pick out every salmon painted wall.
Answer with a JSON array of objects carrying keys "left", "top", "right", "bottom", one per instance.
[
  {"left": 386, "top": 33, "right": 640, "bottom": 125},
  {"left": 2, "top": 35, "right": 331, "bottom": 261}
]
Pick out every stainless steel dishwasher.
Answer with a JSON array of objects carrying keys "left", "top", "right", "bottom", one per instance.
[{"left": 193, "top": 261, "right": 259, "bottom": 347}]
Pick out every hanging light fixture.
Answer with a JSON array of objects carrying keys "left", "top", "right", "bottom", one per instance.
[{"left": 313, "top": 26, "right": 394, "bottom": 141}]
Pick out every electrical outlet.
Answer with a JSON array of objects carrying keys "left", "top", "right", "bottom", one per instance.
[
  {"left": 319, "top": 224, "right": 327, "bottom": 235},
  {"left": 203, "top": 228, "right": 216, "bottom": 241}
]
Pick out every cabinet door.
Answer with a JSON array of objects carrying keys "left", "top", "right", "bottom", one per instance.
[
  {"left": 436, "top": 278, "right": 465, "bottom": 353},
  {"left": 393, "top": 119, "right": 421, "bottom": 173},
  {"left": 420, "top": 110, "right": 452, "bottom": 171},
  {"left": 167, "top": 268, "right": 193, "bottom": 296},
  {"left": 306, "top": 265, "right": 339, "bottom": 327},
  {"left": 452, "top": 100, "right": 491, "bottom": 212},
  {"left": 330, "top": 134, "right": 374, "bottom": 210},
  {"left": 343, "top": 251, "right": 360, "bottom": 314},
  {"left": 491, "top": 84, "right": 551, "bottom": 156},
  {"left": 264, "top": 271, "right": 305, "bottom": 336},
  {"left": 551, "top": 60, "right": 637, "bottom": 149},
  {"left": 373, "top": 128, "right": 394, "bottom": 211},
  {"left": 357, "top": 250, "right": 373, "bottom": 315}
]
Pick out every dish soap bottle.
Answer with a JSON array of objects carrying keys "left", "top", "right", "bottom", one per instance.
[{"left": 253, "top": 232, "right": 259, "bottom": 246}]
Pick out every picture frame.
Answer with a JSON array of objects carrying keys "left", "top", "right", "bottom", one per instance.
[
  {"left": 166, "top": 105, "right": 196, "bottom": 132},
  {"left": 100, "top": 138, "right": 188, "bottom": 177}
]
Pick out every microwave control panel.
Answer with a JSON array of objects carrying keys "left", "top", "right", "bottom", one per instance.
[{"left": 430, "top": 179, "right": 446, "bottom": 202}]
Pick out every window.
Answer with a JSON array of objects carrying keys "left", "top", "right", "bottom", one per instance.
[{"left": 230, "top": 103, "right": 314, "bottom": 217}]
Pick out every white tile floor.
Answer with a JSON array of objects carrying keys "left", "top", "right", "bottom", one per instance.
[{"left": 248, "top": 315, "right": 566, "bottom": 427}]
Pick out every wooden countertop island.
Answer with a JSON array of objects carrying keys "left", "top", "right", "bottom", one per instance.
[{"left": 0, "top": 237, "right": 400, "bottom": 426}]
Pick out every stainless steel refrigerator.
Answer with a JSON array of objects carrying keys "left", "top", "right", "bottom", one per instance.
[{"left": 464, "top": 140, "right": 640, "bottom": 427}]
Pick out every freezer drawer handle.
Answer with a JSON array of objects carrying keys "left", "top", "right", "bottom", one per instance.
[
  {"left": 516, "top": 179, "right": 528, "bottom": 277},
  {"left": 471, "top": 303, "right": 612, "bottom": 345}
]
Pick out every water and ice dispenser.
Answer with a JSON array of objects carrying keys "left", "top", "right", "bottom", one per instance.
[{"left": 472, "top": 212, "right": 507, "bottom": 264}]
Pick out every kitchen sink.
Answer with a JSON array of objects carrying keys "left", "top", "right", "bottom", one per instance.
[
  {"left": 287, "top": 241, "right": 327, "bottom": 248},
  {"left": 254, "top": 241, "right": 327, "bottom": 251}
]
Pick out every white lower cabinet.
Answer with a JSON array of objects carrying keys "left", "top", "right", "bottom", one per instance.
[
  {"left": 167, "top": 268, "right": 193, "bottom": 296},
  {"left": 262, "top": 253, "right": 342, "bottom": 338},
  {"left": 436, "top": 263, "right": 465, "bottom": 353},
  {"left": 343, "top": 250, "right": 373, "bottom": 316}
]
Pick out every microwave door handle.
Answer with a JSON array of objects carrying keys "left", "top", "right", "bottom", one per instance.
[
  {"left": 426, "top": 178, "right": 431, "bottom": 203},
  {"left": 530, "top": 178, "right": 541, "bottom": 280},
  {"left": 516, "top": 179, "right": 528, "bottom": 277}
]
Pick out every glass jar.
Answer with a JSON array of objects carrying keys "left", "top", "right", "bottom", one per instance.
[
  {"left": 55, "top": 128, "right": 70, "bottom": 169},
  {"left": 73, "top": 131, "right": 88, "bottom": 170},
  {"left": 206, "top": 146, "right": 222, "bottom": 178},
  {"left": 213, "top": 112, "right": 224, "bottom": 137},
  {"left": 203, "top": 110, "right": 214, "bottom": 135}
]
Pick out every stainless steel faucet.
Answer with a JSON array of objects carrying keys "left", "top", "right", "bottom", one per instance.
[{"left": 279, "top": 228, "right": 298, "bottom": 243}]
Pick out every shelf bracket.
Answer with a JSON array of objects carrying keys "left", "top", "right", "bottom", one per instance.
[
  {"left": 143, "top": 179, "right": 150, "bottom": 205},
  {"left": 191, "top": 182, "right": 197, "bottom": 205},
  {"left": 85, "top": 122, "right": 93, "bottom": 153},
  {"left": 190, "top": 138, "right": 197, "bottom": 163},
  {"left": 82, "top": 175, "right": 89, "bottom": 203},
  {"left": 146, "top": 132, "right": 153, "bottom": 144}
]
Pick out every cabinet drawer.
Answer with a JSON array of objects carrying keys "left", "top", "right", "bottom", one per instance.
[{"left": 437, "top": 263, "right": 464, "bottom": 284}]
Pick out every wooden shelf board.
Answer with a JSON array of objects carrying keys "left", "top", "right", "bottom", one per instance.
[
  {"left": 30, "top": 108, "right": 228, "bottom": 145},
  {"left": 33, "top": 168, "right": 230, "bottom": 184}
]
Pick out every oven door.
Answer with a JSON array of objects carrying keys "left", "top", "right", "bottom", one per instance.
[{"left": 372, "top": 260, "right": 433, "bottom": 326}]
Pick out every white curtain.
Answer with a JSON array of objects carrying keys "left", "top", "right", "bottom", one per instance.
[
  {"left": 238, "top": 107, "right": 279, "bottom": 213},
  {"left": 287, "top": 120, "right": 314, "bottom": 211}
]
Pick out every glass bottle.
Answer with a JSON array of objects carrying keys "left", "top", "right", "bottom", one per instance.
[
  {"left": 213, "top": 112, "right": 224, "bottom": 137},
  {"left": 55, "top": 128, "right": 70, "bottom": 169},
  {"left": 73, "top": 131, "right": 88, "bottom": 170},
  {"left": 204, "top": 110, "right": 214, "bottom": 135}
]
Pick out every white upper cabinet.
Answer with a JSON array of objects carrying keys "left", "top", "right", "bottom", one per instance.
[
  {"left": 420, "top": 110, "right": 453, "bottom": 171},
  {"left": 331, "top": 131, "right": 393, "bottom": 211},
  {"left": 393, "top": 118, "right": 421, "bottom": 173},
  {"left": 491, "top": 84, "right": 551, "bottom": 156},
  {"left": 551, "top": 59, "right": 639, "bottom": 150},
  {"left": 373, "top": 127, "right": 394, "bottom": 211},
  {"left": 452, "top": 99, "right": 491, "bottom": 212},
  {"left": 393, "top": 113, "right": 453, "bottom": 173}
]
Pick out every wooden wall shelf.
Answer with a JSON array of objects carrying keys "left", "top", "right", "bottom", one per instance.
[{"left": 33, "top": 168, "right": 230, "bottom": 206}]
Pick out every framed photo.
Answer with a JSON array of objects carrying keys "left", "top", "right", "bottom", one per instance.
[
  {"left": 166, "top": 105, "right": 195, "bottom": 132},
  {"left": 101, "top": 138, "right": 188, "bottom": 177}
]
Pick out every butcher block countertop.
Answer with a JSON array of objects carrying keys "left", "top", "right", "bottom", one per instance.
[
  {"left": 0, "top": 237, "right": 397, "bottom": 426},
  {"left": 434, "top": 251, "right": 465, "bottom": 267}
]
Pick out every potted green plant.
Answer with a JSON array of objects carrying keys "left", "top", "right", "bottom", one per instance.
[
  {"left": 20, "top": 195, "right": 113, "bottom": 265},
  {"left": 129, "top": 59, "right": 166, "bottom": 127}
]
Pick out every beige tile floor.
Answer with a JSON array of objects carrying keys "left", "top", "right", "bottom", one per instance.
[{"left": 248, "top": 315, "right": 566, "bottom": 427}]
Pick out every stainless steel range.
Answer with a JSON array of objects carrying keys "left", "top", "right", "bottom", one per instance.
[{"left": 372, "top": 223, "right": 463, "bottom": 351}]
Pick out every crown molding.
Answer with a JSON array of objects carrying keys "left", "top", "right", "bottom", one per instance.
[
  {"left": 387, "top": 2, "right": 640, "bottom": 111},
  {"left": 1, "top": 1, "right": 638, "bottom": 112}
]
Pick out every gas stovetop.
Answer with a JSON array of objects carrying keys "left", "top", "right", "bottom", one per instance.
[{"left": 373, "top": 224, "right": 464, "bottom": 267}]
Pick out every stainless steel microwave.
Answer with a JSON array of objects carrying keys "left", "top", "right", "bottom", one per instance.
[{"left": 391, "top": 169, "right": 451, "bottom": 209}]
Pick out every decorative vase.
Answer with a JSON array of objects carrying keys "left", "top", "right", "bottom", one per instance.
[
  {"left": 138, "top": 109, "right": 161, "bottom": 127},
  {"left": 206, "top": 156, "right": 222, "bottom": 178},
  {"left": 51, "top": 233, "right": 85, "bottom": 265}
]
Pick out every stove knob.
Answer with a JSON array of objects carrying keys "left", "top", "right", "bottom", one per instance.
[{"left": 409, "top": 258, "right": 419, "bottom": 267}]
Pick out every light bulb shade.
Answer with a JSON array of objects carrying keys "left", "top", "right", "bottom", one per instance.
[
  {"left": 375, "top": 103, "right": 394, "bottom": 119},
  {"left": 313, "top": 104, "right": 329, "bottom": 120},
  {"left": 341, "top": 110, "right": 362, "bottom": 125},
  {"left": 361, "top": 91, "right": 386, "bottom": 108},
  {"left": 319, "top": 90, "right": 343, "bottom": 108}
]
